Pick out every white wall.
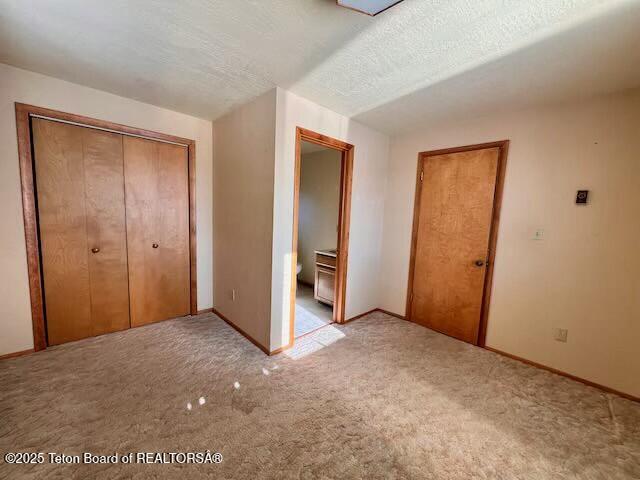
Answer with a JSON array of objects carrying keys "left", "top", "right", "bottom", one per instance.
[
  {"left": 379, "top": 88, "right": 640, "bottom": 397},
  {"left": 212, "top": 90, "right": 277, "bottom": 349},
  {"left": 298, "top": 149, "right": 341, "bottom": 285},
  {"left": 0, "top": 63, "right": 213, "bottom": 356},
  {"left": 271, "top": 88, "right": 390, "bottom": 350}
]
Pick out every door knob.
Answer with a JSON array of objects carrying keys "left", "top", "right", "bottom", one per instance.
[
  {"left": 91, "top": 247, "right": 100, "bottom": 254},
  {"left": 152, "top": 243, "right": 159, "bottom": 249},
  {"left": 474, "top": 260, "right": 485, "bottom": 267}
]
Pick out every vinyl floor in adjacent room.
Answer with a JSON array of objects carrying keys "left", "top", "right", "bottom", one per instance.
[
  {"left": 294, "top": 282, "right": 333, "bottom": 338},
  {"left": 1, "top": 312, "right": 638, "bottom": 479}
]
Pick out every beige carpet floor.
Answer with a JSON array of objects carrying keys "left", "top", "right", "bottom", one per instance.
[{"left": 0, "top": 312, "right": 638, "bottom": 479}]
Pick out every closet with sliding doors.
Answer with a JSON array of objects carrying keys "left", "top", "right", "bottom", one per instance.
[{"left": 31, "top": 117, "right": 192, "bottom": 346}]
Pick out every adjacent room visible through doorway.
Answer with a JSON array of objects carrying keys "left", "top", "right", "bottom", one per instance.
[
  {"left": 294, "top": 140, "right": 341, "bottom": 338},
  {"left": 290, "top": 128, "right": 353, "bottom": 342}
]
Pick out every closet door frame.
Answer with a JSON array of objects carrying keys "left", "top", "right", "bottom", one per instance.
[{"left": 15, "top": 103, "right": 198, "bottom": 352}]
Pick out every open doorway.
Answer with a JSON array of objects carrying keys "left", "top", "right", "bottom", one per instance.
[{"left": 290, "top": 128, "right": 353, "bottom": 342}]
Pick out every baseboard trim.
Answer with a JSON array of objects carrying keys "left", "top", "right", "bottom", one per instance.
[
  {"left": 376, "top": 308, "right": 406, "bottom": 320},
  {"left": 0, "top": 348, "right": 35, "bottom": 361},
  {"left": 3, "top": 309, "right": 634, "bottom": 401},
  {"left": 211, "top": 308, "right": 271, "bottom": 355},
  {"left": 211, "top": 306, "right": 402, "bottom": 354},
  {"left": 485, "top": 346, "right": 639, "bottom": 403},
  {"left": 344, "top": 308, "right": 406, "bottom": 323},
  {"left": 344, "top": 308, "right": 378, "bottom": 323},
  {"left": 269, "top": 343, "right": 292, "bottom": 356},
  {"left": 377, "top": 310, "right": 638, "bottom": 402}
]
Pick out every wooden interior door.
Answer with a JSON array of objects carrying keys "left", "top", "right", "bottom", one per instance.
[
  {"left": 124, "top": 137, "right": 190, "bottom": 327},
  {"left": 33, "top": 119, "right": 130, "bottom": 345},
  {"left": 408, "top": 146, "right": 501, "bottom": 344}
]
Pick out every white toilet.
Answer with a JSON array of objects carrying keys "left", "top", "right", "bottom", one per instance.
[{"left": 296, "top": 262, "right": 302, "bottom": 276}]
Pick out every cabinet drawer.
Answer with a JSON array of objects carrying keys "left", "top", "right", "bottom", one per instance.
[{"left": 315, "top": 253, "right": 336, "bottom": 269}]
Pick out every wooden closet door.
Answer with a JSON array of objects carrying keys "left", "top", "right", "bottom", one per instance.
[
  {"left": 123, "top": 137, "right": 190, "bottom": 327},
  {"left": 34, "top": 119, "right": 91, "bottom": 345},
  {"left": 408, "top": 147, "right": 499, "bottom": 344},
  {"left": 33, "top": 119, "right": 130, "bottom": 345},
  {"left": 82, "top": 128, "right": 131, "bottom": 337}
]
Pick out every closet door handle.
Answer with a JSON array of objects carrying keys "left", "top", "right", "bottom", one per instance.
[
  {"left": 152, "top": 243, "right": 159, "bottom": 249},
  {"left": 91, "top": 247, "right": 100, "bottom": 254}
]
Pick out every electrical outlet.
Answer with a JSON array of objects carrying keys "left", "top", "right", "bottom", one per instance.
[
  {"left": 232, "top": 289, "right": 236, "bottom": 302},
  {"left": 554, "top": 328, "right": 568, "bottom": 343},
  {"left": 533, "top": 229, "right": 545, "bottom": 241}
]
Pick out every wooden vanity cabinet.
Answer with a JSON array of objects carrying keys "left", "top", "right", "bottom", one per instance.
[{"left": 314, "top": 252, "right": 336, "bottom": 306}]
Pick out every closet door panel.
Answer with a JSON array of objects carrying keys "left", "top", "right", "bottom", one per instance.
[
  {"left": 124, "top": 137, "right": 190, "bottom": 326},
  {"left": 82, "top": 128, "right": 131, "bottom": 336},
  {"left": 33, "top": 119, "right": 92, "bottom": 345},
  {"left": 156, "top": 142, "right": 190, "bottom": 320},
  {"left": 123, "top": 137, "right": 160, "bottom": 326}
]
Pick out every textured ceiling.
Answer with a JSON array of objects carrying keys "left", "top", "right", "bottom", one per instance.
[
  {"left": 355, "top": 0, "right": 640, "bottom": 134},
  {"left": 1, "top": 0, "right": 638, "bottom": 134}
]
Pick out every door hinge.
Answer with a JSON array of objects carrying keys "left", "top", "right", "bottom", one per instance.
[{"left": 420, "top": 170, "right": 424, "bottom": 182}]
